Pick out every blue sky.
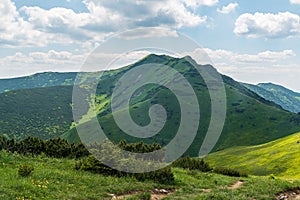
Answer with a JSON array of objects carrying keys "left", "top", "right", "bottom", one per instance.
[{"left": 1, "top": 0, "right": 300, "bottom": 91}]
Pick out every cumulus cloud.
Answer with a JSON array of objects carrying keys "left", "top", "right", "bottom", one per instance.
[
  {"left": 290, "top": 0, "right": 300, "bottom": 4},
  {"left": 217, "top": 3, "right": 238, "bottom": 14},
  {"left": 82, "top": 0, "right": 206, "bottom": 29},
  {"left": 183, "top": 0, "right": 219, "bottom": 8},
  {"left": 0, "top": 51, "right": 85, "bottom": 78},
  {"left": 188, "top": 48, "right": 299, "bottom": 91},
  {"left": 21, "top": 5, "right": 118, "bottom": 43},
  {"left": 0, "top": 0, "right": 208, "bottom": 48},
  {"left": 203, "top": 48, "right": 296, "bottom": 64},
  {"left": 0, "top": 0, "right": 49, "bottom": 47},
  {"left": 184, "top": 47, "right": 295, "bottom": 72},
  {"left": 234, "top": 12, "right": 300, "bottom": 38}
]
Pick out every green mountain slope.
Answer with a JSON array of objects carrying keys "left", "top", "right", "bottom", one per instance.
[
  {"left": 243, "top": 82, "right": 300, "bottom": 113},
  {"left": 0, "top": 86, "right": 74, "bottom": 140},
  {"left": 0, "top": 72, "right": 77, "bottom": 93},
  {"left": 206, "top": 132, "right": 300, "bottom": 179},
  {"left": 62, "top": 54, "right": 300, "bottom": 156}
]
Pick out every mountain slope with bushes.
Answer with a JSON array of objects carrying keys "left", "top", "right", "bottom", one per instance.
[
  {"left": 0, "top": 86, "right": 74, "bottom": 140},
  {"left": 62, "top": 54, "right": 300, "bottom": 156},
  {"left": 0, "top": 54, "right": 299, "bottom": 155}
]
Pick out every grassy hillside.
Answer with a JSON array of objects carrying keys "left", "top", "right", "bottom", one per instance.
[
  {"left": 0, "top": 151, "right": 299, "bottom": 200},
  {"left": 206, "top": 132, "right": 300, "bottom": 179},
  {"left": 0, "top": 86, "right": 74, "bottom": 140},
  {"left": 243, "top": 82, "right": 300, "bottom": 113},
  {"left": 63, "top": 54, "right": 300, "bottom": 156},
  {"left": 0, "top": 72, "right": 77, "bottom": 93}
]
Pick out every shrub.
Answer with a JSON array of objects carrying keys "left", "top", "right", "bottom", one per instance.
[
  {"left": 0, "top": 136, "right": 89, "bottom": 159},
  {"left": 76, "top": 155, "right": 174, "bottom": 184},
  {"left": 75, "top": 155, "right": 120, "bottom": 176},
  {"left": 134, "top": 167, "right": 174, "bottom": 184},
  {"left": 269, "top": 174, "right": 277, "bottom": 179},
  {"left": 172, "top": 157, "right": 211, "bottom": 172},
  {"left": 18, "top": 164, "right": 34, "bottom": 177},
  {"left": 76, "top": 140, "right": 174, "bottom": 184},
  {"left": 213, "top": 167, "right": 248, "bottom": 177}
]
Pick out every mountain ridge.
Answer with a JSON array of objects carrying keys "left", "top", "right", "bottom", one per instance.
[
  {"left": 62, "top": 54, "right": 300, "bottom": 155},
  {"left": 243, "top": 82, "right": 300, "bottom": 113}
]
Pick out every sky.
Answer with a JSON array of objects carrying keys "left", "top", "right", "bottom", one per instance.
[{"left": 1, "top": 0, "right": 300, "bottom": 91}]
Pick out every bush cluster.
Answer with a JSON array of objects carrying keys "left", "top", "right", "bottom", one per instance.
[
  {"left": 213, "top": 166, "right": 248, "bottom": 177},
  {"left": 172, "top": 156, "right": 211, "bottom": 172},
  {"left": 0, "top": 136, "right": 89, "bottom": 158},
  {"left": 76, "top": 140, "right": 174, "bottom": 184},
  {"left": 18, "top": 164, "right": 34, "bottom": 177},
  {"left": 118, "top": 140, "right": 162, "bottom": 153},
  {"left": 76, "top": 155, "right": 174, "bottom": 184}
]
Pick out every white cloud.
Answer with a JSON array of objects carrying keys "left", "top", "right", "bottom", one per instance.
[
  {"left": 203, "top": 48, "right": 296, "bottom": 64},
  {"left": 0, "top": 0, "right": 49, "bottom": 47},
  {"left": 189, "top": 48, "right": 300, "bottom": 91},
  {"left": 0, "top": 51, "right": 85, "bottom": 78},
  {"left": 290, "top": 0, "right": 300, "bottom": 4},
  {"left": 117, "top": 27, "right": 179, "bottom": 40},
  {"left": 82, "top": 0, "right": 207, "bottom": 29},
  {"left": 183, "top": 0, "right": 219, "bottom": 8},
  {"left": 0, "top": 0, "right": 208, "bottom": 48},
  {"left": 234, "top": 12, "right": 300, "bottom": 38},
  {"left": 217, "top": 3, "right": 238, "bottom": 14},
  {"left": 21, "top": 5, "right": 119, "bottom": 43}
]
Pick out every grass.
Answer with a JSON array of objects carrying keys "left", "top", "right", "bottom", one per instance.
[
  {"left": 0, "top": 151, "right": 299, "bottom": 199},
  {"left": 206, "top": 132, "right": 300, "bottom": 179},
  {"left": 0, "top": 151, "right": 161, "bottom": 199}
]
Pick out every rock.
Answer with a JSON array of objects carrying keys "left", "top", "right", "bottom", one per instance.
[
  {"left": 160, "top": 189, "right": 168, "bottom": 194},
  {"left": 279, "top": 194, "right": 287, "bottom": 200},
  {"left": 154, "top": 188, "right": 160, "bottom": 193}
]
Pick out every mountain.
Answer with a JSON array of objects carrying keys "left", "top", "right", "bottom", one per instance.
[
  {"left": 0, "top": 72, "right": 77, "bottom": 93},
  {"left": 0, "top": 54, "right": 299, "bottom": 155},
  {"left": 243, "top": 82, "right": 300, "bottom": 113},
  {"left": 206, "top": 131, "right": 300, "bottom": 179},
  {"left": 61, "top": 54, "right": 300, "bottom": 156}
]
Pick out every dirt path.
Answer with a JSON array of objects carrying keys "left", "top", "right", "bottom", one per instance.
[
  {"left": 110, "top": 180, "right": 245, "bottom": 199},
  {"left": 202, "top": 180, "right": 244, "bottom": 194},
  {"left": 110, "top": 188, "right": 174, "bottom": 200},
  {"left": 276, "top": 188, "right": 300, "bottom": 200},
  {"left": 227, "top": 180, "right": 244, "bottom": 189}
]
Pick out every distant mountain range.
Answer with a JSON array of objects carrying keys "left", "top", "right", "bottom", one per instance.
[
  {"left": 243, "top": 82, "right": 300, "bottom": 113},
  {"left": 0, "top": 72, "right": 77, "bottom": 93},
  {"left": 1, "top": 54, "right": 300, "bottom": 157}
]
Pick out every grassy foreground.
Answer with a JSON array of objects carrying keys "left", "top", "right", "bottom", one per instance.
[
  {"left": 206, "top": 132, "right": 300, "bottom": 179},
  {"left": 0, "top": 151, "right": 299, "bottom": 199}
]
